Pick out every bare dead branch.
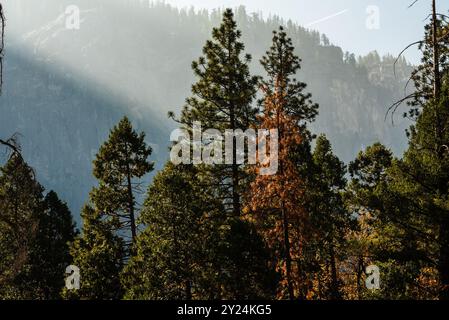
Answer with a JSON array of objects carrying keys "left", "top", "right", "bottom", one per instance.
[
  {"left": 394, "top": 41, "right": 423, "bottom": 78},
  {"left": 385, "top": 91, "right": 424, "bottom": 124}
]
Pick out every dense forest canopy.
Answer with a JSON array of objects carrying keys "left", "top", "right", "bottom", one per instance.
[{"left": 4, "top": 0, "right": 449, "bottom": 303}]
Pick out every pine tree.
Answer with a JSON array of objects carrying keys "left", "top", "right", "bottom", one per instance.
[
  {"left": 123, "top": 162, "right": 276, "bottom": 299},
  {"left": 390, "top": 80, "right": 449, "bottom": 299},
  {"left": 167, "top": 9, "right": 275, "bottom": 299},
  {"left": 63, "top": 205, "right": 124, "bottom": 300},
  {"left": 64, "top": 117, "right": 151, "bottom": 299},
  {"left": 246, "top": 75, "right": 304, "bottom": 300},
  {"left": 382, "top": 2, "right": 449, "bottom": 298},
  {"left": 259, "top": 27, "right": 318, "bottom": 126},
  {"left": 217, "top": 217, "right": 277, "bottom": 299},
  {"left": 175, "top": 8, "right": 259, "bottom": 217},
  {"left": 347, "top": 143, "right": 439, "bottom": 299},
  {"left": 92, "top": 116, "right": 154, "bottom": 245},
  {"left": 0, "top": 155, "right": 43, "bottom": 298},
  {"left": 0, "top": 154, "right": 77, "bottom": 299},
  {"left": 310, "top": 135, "right": 352, "bottom": 300},
  {"left": 23, "top": 191, "right": 77, "bottom": 299},
  {"left": 122, "top": 163, "right": 219, "bottom": 299},
  {"left": 245, "top": 27, "right": 319, "bottom": 300},
  {"left": 403, "top": 0, "right": 448, "bottom": 118}
]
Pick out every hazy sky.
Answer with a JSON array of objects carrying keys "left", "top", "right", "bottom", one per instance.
[{"left": 164, "top": 0, "right": 449, "bottom": 64}]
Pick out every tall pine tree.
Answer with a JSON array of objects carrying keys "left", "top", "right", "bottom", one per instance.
[
  {"left": 246, "top": 27, "right": 319, "bottom": 300},
  {"left": 167, "top": 9, "right": 275, "bottom": 299},
  {"left": 175, "top": 8, "right": 259, "bottom": 217},
  {"left": 64, "top": 117, "right": 152, "bottom": 299},
  {"left": 123, "top": 163, "right": 223, "bottom": 299},
  {"left": 309, "top": 135, "right": 352, "bottom": 300},
  {"left": 92, "top": 116, "right": 153, "bottom": 245}
]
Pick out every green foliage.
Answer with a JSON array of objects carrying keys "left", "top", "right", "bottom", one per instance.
[
  {"left": 346, "top": 137, "right": 442, "bottom": 299},
  {"left": 387, "top": 80, "right": 449, "bottom": 299},
  {"left": 23, "top": 191, "right": 77, "bottom": 299},
  {"left": 308, "top": 135, "right": 353, "bottom": 300},
  {"left": 260, "top": 26, "right": 318, "bottom": 125},
  {"left": 0, "top": 155, "right": 43, "bottom": 298},
  {"left": 147, "top": 9, "right": 277, "bottom": 300},
  {"left": 2, "top": 3, "right": 447, "bottom": 301},
  {"left": 123, "top": 163, "right": 220, "bottom": 299},
  {"left": 180, "top": 8, "right": 259, "bottom": 131},
  {"left": 64, "top": 116, "right": 153, "bottom": 299},
  {"left": 0, "top": 156, "right": 76, "bottom": 299},
  {"left": 177, "top": 8, "right": 259, "bottom": 216},
  {"left": 63, "top": 206, "right": 124, "bottom": 300},
  {"left": 123, "top": 163, "right": 276, "bottom": 299},
  {"left": 216, "top": 218, "right": 277, "bottom": 299},
  {"left": 91, "top": 116, "right": 154, "bottom": 243}
]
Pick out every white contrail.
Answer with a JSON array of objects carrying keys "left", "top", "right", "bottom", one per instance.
[{"left": 305, "top": 9, "right": 349, "bottom": 28}]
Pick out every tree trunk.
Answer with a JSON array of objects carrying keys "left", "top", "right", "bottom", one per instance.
[
  {"left": 329, "top": 243, "right": 341, "bottom": 300},
  {"left": 432, "top": 0, "right": 440, "bottom": 101},
  {"left": 356, "top": 255, "right": 364, "bottom": 299},
  {"left": 282, "top": 203, "right": 295, "bottom": 300},
  {"left": 126, "top": 165, "right": 137, "bottom": 242},
  {"left": 230, "top": 104, "right": 241, "bottom": 217},
  {"left": 430, "top": 0, "right": 449, "bottom": 300}
]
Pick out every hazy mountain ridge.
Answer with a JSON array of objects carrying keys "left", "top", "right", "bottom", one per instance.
[{"left": 0, "top": 0, "right": 413, "bottom": 219}]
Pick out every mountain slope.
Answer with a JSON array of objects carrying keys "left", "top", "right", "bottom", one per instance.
[{"left": 0, "top": 0, "right": 413, "bottom": 219}]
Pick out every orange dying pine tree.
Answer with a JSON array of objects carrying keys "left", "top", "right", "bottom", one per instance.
[{"left": 246, "top": 77, "right": 308, "bottom": 300}]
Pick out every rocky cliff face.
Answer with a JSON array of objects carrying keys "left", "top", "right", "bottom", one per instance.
[{"left": 1, "top": 48, "right": 169, "bottom": 222}]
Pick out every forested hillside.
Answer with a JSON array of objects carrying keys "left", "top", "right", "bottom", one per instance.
[
  {"left": 0, "top": 0, "right": 412, "bottom": 218},
  {"left": 2, "top": 0, "right": 449, "bottom": 301}
]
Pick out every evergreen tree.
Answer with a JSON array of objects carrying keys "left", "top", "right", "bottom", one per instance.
[
  {"left": 23, "top": 191, "right": 77, "bottom": 299},
  {"left": 260, "top": 27, "right": 318, "bottom": 126},
  {"left": 64, "top": 117, "right": 151, "bottom": 299},
  {"left": 347, "top": 143, "right": 438, "bottom": 299},
  {"left": 63, "top": 205, "right": 124, "bottom": 300},
  {"left": 379, "top": 3, "right": 449, "bottom": 298},
  {"left": 309, "top": 135, "right": 353, "bottom": 300},
  {"left": 216, "top": 218, "right": 277, "bottom": 299},
  {"left": 123, "top": 163, "right": 276, "bottom": 299},
  {"left": 245, "top": 27, "right": 320, "bottom": 300},
  {"left": 92, "top": 116, "right": 154, "bottom": 245},
  {"left": 122, "top": 163, "right": 220, "bottom": 299},
  {"left": 167, "top": 9, "right": 275, "bottom": 299},
  {"left": 0, "top": 155, "right": 43, "bottom": 298},
  {"left": 0, "top": 155, "right": 77, "bottom": 299},
  {"left": 175, "top": 8, "right": 259, "bottom": 217},
  {"left": 389, "top": 80, "right": 449, "bottom": 299},
  {"left": 403, "top": 0, "right": 448, "bottom": 117},
  {"left": 246, "top": 70, "right": 305, "bottom": 300}
]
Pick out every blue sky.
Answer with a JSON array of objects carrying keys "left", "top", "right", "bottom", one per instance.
[{"left": 164, "top": 0, "right": 449, "bottom": 64}]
